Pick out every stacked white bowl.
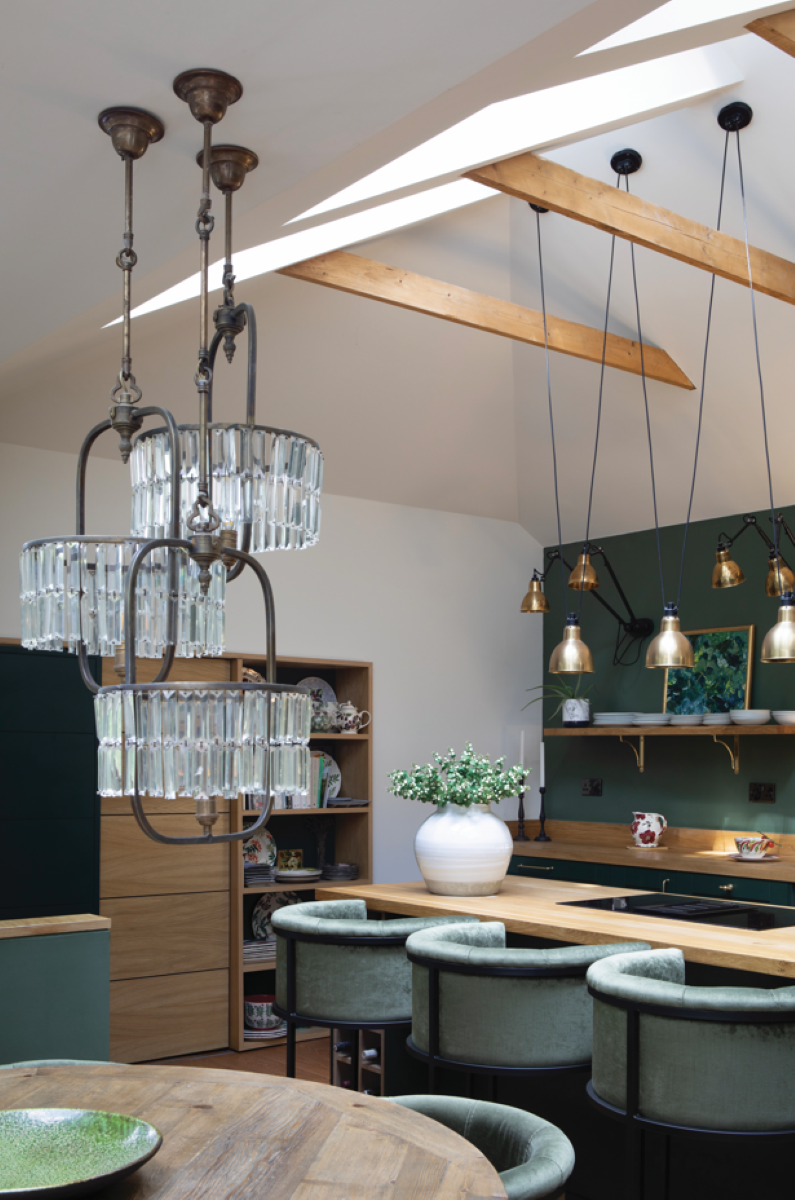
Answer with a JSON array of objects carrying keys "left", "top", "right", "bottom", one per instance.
[
  {"left": 669, "top": 713, "right": 703, "bottom": 725},
  {"left": 632, "top": 712, "right": 672, "bottom": 726},
  {"left": 730, "top": 709, "right": 771, "bottom": 725}
]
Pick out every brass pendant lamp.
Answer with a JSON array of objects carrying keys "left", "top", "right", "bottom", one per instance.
[
  {"left": 528, "top": 203, "right": 594, "bottom": 674},
  {"left": 710, "top": 513, "right": 795, "bottom": 594},
  {"left": 521, "top": 570, "right": 550, "bottom": 613}
]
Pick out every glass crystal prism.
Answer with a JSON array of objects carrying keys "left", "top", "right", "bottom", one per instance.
[
  {"left": 20, "top": 538, "right": 225, "bottom": 658},
  {"left": 130, "top": 425, "right": 323, "bottom": 551},
  {"left": 95, "top": 686, "right": 312, "bottom": 799}
]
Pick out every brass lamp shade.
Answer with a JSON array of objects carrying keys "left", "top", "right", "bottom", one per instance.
[
  {"left": 761, "top": 594, "right": 795, "bottom": 662},
  {"left": 764, "top": 554, "right": 795, "bottom": 598},
  {"left": 712, "top": 547, "right": 745, "bottom": 589},
  {"left": 645, "top": 606, "right": 694, "bottom": 670},
  {"left": 521, "top": 578, "right": 549, "bottom": 613},
  {"left": 568, "top": 553, "right": 599, "bottom": 591},
  {"left": 549, "top": 615, "right": 594, "bottom": 674}
]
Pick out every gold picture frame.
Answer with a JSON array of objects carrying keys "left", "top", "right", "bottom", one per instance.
[{"left": 663, "top": 625, "right": 755, "bottom": 714}]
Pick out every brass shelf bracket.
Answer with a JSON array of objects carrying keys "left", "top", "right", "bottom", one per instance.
[
  {"left": 619, "top": 734, "right": 645, "bottom": 773},
  {"left": 713, "top": 734, "right": 740, "bottom": 774}
]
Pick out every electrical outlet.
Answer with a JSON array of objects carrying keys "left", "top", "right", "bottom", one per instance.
[
  {"left": 582, "top": 778, "right": 602, "bottom": 797},
  {"left": 749, "top": 782, "right": 776, "bottom": 804}
]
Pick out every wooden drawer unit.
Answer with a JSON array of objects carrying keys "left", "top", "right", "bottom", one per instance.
[
  {"left": 100, "top": 814, "right": 230, "bottom": 898},
  {"left": 101, "top": 894, "right": 229, "bottom": 981},
  {"left": 110, "top": 970, "right": 228, "bottom": 1062}
]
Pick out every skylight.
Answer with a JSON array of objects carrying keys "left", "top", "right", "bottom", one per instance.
[
  {"left": 106, "top": 180, "right": 493, "bottom": 324},
  {"left": 288, "top": 46, "right": 741, "bottom": 224},
  {"left": 580, "top": 1, "right": 774, "bottom": 55}
]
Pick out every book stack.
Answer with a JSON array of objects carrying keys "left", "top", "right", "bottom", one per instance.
[
  {"left": 327, "top": 796, "right": 368, "bottom": 808},
  {"left": 243, "top": 938, "right": 277, "bottom": 965}
]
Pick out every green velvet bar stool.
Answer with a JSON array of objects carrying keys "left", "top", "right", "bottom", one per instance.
[
  {"left": 587, "top": 947, "right": 795, "bottom": 1200},
  {"left": 272, "top": 899, "right": 480, "bottom": 1077},
  {"left": 393, "top": 1095, "right": 574, "bottom": 1200},
  {"left": 406, "top": 920, "right": 650, "bottom": 1094}
]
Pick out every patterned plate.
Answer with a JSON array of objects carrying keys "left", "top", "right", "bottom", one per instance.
[
  {"left": 251, "top": 890, "right": 305, "bottom": 940},
  {"left": 242, "top": 827, "right": 277, "bottom": 867},
  {"left": 297, "top": 676, "right": 337, "bottom": 706},
  {"left": 0, "top": 1108, "right": 161, "bottom": 1198},
  {"left": 321, "top": 754, "right": 342, "bottom": 800}
]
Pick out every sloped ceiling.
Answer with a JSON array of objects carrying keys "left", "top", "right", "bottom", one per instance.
[{"left": 3, "top": 3, "right": 795, "bottom": 546}]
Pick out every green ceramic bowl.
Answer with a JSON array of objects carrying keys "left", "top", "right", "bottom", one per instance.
[{"left": 0, "top": 1108, "right": 162, "bottom": 1197}]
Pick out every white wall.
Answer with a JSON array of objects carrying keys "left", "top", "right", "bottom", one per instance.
[{"left": 0, "top": 441, "right": 544, "bottom": 882}]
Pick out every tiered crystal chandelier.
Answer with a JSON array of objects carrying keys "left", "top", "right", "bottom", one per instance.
[{"left": 19, "top": 70, "right": 324, "bottom": 844}]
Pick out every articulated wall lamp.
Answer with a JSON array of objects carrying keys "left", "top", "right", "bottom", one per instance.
[
  {"left": 712, "top": 513, "right": 795, "bottom": 596},
  {"left": 520, "top": 570, "right": 550, "bottom": 613},
  {"left": 547, "top": 544, "right": 653, "bottom": 667},
  {"left": 19, "top": 70, "right": 325, "bottom": 845}
]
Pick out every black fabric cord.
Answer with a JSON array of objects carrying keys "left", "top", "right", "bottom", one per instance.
[
  {"left": 736, "top": 130, "right": 782, "bottom": 594},
  {"left": 626, "top": 174, "right": 665, "bottom": 608},
  {"left": 675, "top": 130, "right": 730, "bottom": 610},
  {"left": 577, "top": 175, "right": 620, "bottom": 623},
  {"left": 535, "top": 209, "right": 569, "bottom": 614}
]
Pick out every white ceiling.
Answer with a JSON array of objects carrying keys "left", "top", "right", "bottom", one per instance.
[{"left": 3, "top": 2, "right": 795, "bottom": 547}]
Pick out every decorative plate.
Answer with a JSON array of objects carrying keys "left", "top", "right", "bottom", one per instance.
[
  {"left": 0, "top": 1107, "right": 162, "bottom": 1198},
  {"left": 322, "top": 754, "right": 342, "bottom": 799},
  {"left": 242, "top": 827, "right": 277, "bottom": 867},
  {"left": 251, "top": 890, "right": 304, "bottom": 940},
  {"left": 728, "top": 853, "right": 781, "bottom": 862},
  {"left": 276, "top": 869, "right": 322, "bottom": 880},
  {"left": 242, "top": 666, "right": 266, "bottom": 684},
  {"left": 297, "top": 676, "right": 337, "bottom": 706}
]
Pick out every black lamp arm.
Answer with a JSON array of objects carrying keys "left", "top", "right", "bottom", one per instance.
[
  {"left": 544, "top": 547, "right": 643, "bottom": 631},
  {"left": 718, "top": 514, "right": 776, "bottom": 553},
  {"left": 773, "top": 513, "right": 795, "bottom": 553}
]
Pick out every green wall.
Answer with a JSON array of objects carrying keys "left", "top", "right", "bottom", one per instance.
[{"left": 541, "top": 505, "right": 795, "bottom": 834}]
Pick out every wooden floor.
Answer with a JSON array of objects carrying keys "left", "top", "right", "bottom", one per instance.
[{"left": 150, "top": 1036, "right": 332, "bottom": 1085}]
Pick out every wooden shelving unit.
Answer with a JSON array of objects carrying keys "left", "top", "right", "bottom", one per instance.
[
  {"left": 544, "top": 723, "right": 795, "bottom": 774},
  {"left": 230, "top": 653, "right": 373, "bottom": 1052}
]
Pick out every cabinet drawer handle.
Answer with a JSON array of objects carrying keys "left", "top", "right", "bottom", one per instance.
[
  {"left": 719, "top": 884, "right": 734, "bottom": 894},
  {"left": 518, "top": 864, "right": 554, "bottom": 871}
]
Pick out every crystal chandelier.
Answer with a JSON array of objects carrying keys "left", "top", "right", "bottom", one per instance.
[{"left": 18, "top": 70, "right": 323, "bottom": 844}]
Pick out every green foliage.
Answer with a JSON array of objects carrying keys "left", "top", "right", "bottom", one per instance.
[
  {"left": 666, "top": 630, "right": 750, "bottom": 714},
  {"left": 522, "top": 674, "right": 593, "bottom": 721},
  {"left": 388, "top": 742, "right": 527, "bottom": 807}
]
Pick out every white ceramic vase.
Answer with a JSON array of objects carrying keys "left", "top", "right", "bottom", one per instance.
[
  {"left": 414, "top": 802, "right": 513, "bottom": 896},
  {"left": 562, "top": 698, "right": 590, "bottom": 727}
]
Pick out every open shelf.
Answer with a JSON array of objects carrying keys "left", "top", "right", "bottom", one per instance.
[
  {"left": 544, "top": 724, "right": 795, "bottom": 775},
  {"left": 243, "top": 807, "right": 371, "bottom": 817},
  {"left": 243, "top": 882, "right": 320, "bottom": 895},
  {"left": 545, "top": 724, "right": 795, "bottom": 737},
  {"left": 310, "top": 733, "right": 369, "bottom": 741},
  {"left": 243, "top": 961, "right": 276, "bottom": 973},
  {"left": 240, "top": 1027, "right": 329, "bottom": 1052}
]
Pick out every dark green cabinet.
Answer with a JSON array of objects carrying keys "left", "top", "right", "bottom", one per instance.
[
  {"left": 508, "top": 855, "right": 795, "bottom": 907},
  {"left": 0, "top": 644, "right": 100, "bottom": 920}
]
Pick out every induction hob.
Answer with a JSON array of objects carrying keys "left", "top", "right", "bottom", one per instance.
[{"left": 559, "top": 891, "right": 795, "bottom": 931}]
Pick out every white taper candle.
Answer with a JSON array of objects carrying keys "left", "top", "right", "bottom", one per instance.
[{"left": 539, "top": 741, "right": 545, "bottom": 788}]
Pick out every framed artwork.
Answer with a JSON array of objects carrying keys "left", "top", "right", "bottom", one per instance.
[
  {"left": 663, "top": 625, "right": 755, "bottom": 714},
  {"left": 277, "top": 848, "right": 303, "bottom": 870}
]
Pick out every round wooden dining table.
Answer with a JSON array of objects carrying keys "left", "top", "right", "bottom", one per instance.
[{"left": 0, "top": 1062, "right": 507, "bottom": 1198}]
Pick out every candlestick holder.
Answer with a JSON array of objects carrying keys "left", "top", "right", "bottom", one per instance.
[
  {"left": 535, "top": 786, "right": 551, "bottom": 842},
  {"left": 515, "top": 789, "right": 530, "bottom": 841}
]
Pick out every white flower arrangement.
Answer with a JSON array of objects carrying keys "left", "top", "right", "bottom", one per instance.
[{"left": 388, "top": 742, "right": 528, "bottom": 808}]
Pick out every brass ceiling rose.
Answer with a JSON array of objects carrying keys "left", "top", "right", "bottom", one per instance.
[
  {"left": 196, "top": 144, "right": 259, "bottom": 193},
  {"left": 98, "top": 107, "right": 165, "bottom": 159},
  {"left": 173, "top": 68, "right": 243, "bottom": 124}
]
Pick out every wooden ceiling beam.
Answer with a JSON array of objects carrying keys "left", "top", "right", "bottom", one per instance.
[
  {"left": 277, "top": 250, "right": 694, "bottom": 390},
  {"left": 466, "top": 152, "right": 795, "bottom": 307},
  {"left": 747, "top": 7, "right": 795, "bottom": 56}
]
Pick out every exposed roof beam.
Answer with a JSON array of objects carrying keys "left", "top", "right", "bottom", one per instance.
[
  {"left": 277, "top": 250, "right": 694, "bottom": 389},
  {"left": 466, "top": 152, "right": 795, "bottom": 306},
  {"left": 747, "top": 6, "right": 795, "bottom": 55}
]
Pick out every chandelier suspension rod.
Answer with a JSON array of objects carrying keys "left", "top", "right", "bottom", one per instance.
[
  {"left": 121, "top": 156, "right": 135, "bottom": 381},
  {"left": 196, "top": 120, "right": 215, "bottom": 513}
]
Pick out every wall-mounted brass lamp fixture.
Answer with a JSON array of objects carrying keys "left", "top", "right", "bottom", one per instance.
[{"left": 712, "top": 513, "right": 795, "bottom": 596}]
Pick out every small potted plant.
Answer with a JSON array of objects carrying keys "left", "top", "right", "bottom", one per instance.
[
  {"left": 388, "top": 744, "right": 526, "bottom": 896},
  {"left": 523, "top": 675, "right": 593, "bottom": 727}
]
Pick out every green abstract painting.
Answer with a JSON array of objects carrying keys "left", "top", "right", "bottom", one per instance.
[{"left": 664, "top": 626, "right": 754, "bottom": 714}]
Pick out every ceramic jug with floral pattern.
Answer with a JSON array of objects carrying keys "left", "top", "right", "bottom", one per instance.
[{"left": 630, "top": 811, "right": 667, "bottom": 848}]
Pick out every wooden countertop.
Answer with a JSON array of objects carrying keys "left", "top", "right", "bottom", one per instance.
[
  {"left": 316, "top": 878, "right": 795, "bottom": 979},
  {"left": 507, "top": 820, "right": 795, "bottom": 882},
  {"left": 0, "top": 915, "right": 111, "bottom": 940}
]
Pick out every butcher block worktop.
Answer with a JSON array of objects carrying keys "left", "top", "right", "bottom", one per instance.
[
  {"left": 315, "top": 877, "right": 795, "bottom": 979},
  {"left": 507, "top": 819, "right": 795, "bottom": 882}
]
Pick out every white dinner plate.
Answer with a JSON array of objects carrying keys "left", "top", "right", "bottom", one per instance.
[{"left": 298, "top": 676, "right": 337, "bottom": 706}]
